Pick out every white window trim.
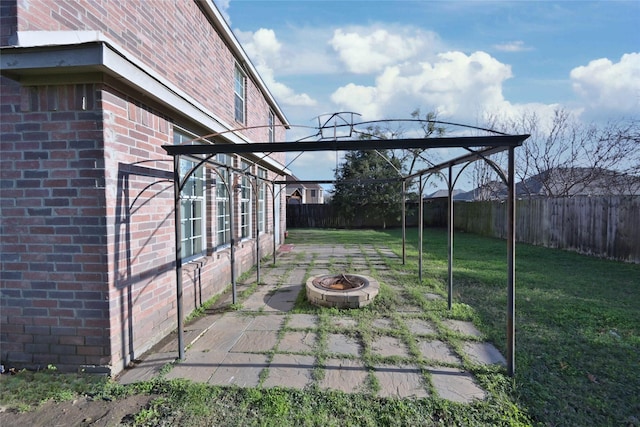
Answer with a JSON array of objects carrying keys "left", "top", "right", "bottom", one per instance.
[
  {"left": 174, "top": 129, "right": 206, "bottom": 261},
  {"left": 234, "top": 65, "right": 246, "bottom": 124},
  {"left": 240, "top": 160, "right": 252, "bottom": 240},
  {"left": 257, "top": 167, "right": 267, "bottom": 234},
  {"left": 268, "top": 110, "right": 275, "bottom": 143},
  {"left": 215, "top": 154, "right": 232, "bottom": 249}
]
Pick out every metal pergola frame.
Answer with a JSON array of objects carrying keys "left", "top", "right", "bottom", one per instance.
[{"left": 162, "top": 125, "right": 529, "bottom": 377}]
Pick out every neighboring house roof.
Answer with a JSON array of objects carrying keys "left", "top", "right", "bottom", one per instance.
[
  {"left": 429, "top": 167, "right": 640, "bottom": 201},
  {"left": 286, "top": 175, "right": 323, "bottom": 192},
  {"left": 516, "top": 167, "right": 640, "bottom": 197},
  {"left": 285, "top": 175, "right": 324, "bottom": 202},
  {"left": 425, "top": 189, "right": 467, "bottom": 199}
]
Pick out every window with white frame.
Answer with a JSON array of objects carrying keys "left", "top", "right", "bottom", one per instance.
[
  {"left": 174, "top": 130, "right": 205, "bottom": 260},
  {"left": 216, "top": 154, "right": 233, "bottom": 247},
  {"left": 257, "top": 167, "right": 267, "bottom": 233},
  {"left": 240, "top": 160, "right": 252, "bottom": 239},
  {"left": 268, "top": 110, "right": 275, "bottom": 142},
  {"left": 234, "top": 65, "right": 245, "bottom": 124}
]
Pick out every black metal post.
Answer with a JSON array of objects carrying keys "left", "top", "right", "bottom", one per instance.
[
  {"left": 254, "top": 177, "right": 260, "bottom": 284},
  {"left": 272, "top": 182, "right": 277, "bottom": 265},
  {"left": 418, "top": 174, "right": 424, "bottom": 282},
  {"left": 507, "top": 147, "right": 516, "bottom": 376},
  {"left": 173, "top": 156, "right": 185, "bottom": 360},
  {"left": 448, "top": 164, "right": 454, "bottom": 310},
  {"left": 402, "top": 179, "right": 406, "bottom": 265},
  {"left": 229, "top": 169, "right": 236, "bottom": 304}
]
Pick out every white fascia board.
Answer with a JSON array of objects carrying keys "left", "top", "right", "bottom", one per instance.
[{"left": 6, "top": 30, "right": 290, "bottom": 175}]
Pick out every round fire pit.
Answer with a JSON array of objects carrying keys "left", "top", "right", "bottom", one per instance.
[{"left": 306, "top": 273, "right": 379, "bottom": 309}]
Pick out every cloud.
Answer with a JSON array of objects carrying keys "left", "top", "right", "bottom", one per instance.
[
  {"left": 213, "top": 0, "right": 231, "bottom": 25},
  {"left": 570, "top": 53, "right": 640, "bottom": 113},
  {"left": 493, "top": 41, "right": 532, "bottom": 52},
  {"left": 237, "top": 28, "right": 317, "bottom": 107},
  {"left": 330, "top": 50, "right": 513, "bottom": 122},
  {"left": 329, "top": 27, "right": 437, "bottom": 74}
]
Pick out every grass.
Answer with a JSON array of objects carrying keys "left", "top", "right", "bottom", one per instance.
[
  {"left": 1, "top": 228, "right": 638, "bottom": 426},
  {"left": 380, "top": 227, "right": 640, "bottom": 426}
]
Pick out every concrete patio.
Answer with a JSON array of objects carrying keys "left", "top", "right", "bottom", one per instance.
[{"left": 118, "top": 242, "right": 506, "bottom": 403}]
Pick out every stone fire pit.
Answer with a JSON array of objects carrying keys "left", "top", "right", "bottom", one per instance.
[{"left": 306, "top": 273, "right": 379, "bottom": 309}]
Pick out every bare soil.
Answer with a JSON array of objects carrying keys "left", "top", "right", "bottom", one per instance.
[{"left": 0, "top": 394, "right": 154, "bottom": 427}]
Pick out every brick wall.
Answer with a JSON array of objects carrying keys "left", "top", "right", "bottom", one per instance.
[
  {"left": 2, "top": 0, "right": 288, "bottom": 374},
  {"left": 0, "top": 79, "right": 110, "bottom": 370},
  {"left": 13, "top": 0, "right": 288, "bottom": 149}
]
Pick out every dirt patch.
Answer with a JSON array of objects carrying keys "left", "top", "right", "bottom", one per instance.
[{"left": 0, "top": 394, "right": 154, "bottom": 427}]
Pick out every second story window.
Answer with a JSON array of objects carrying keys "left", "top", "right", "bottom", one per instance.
[
  {"left": 268, "top": 110, "right": 275, "bottom": 142},
  {"left": 234, "top": 65, "right": 245, "bottom": 124}
]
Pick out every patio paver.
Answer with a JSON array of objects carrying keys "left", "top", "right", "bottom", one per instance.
[
  {"left": 443, "top": 319, "right": 484, "bottom": 337},
  {"left": 118, "top": 241, "right": 500, "bottom": 405},
  {"left": 417, "top": 339, "right": 462, "bottom": 365},
  {"left": 208, "top": 352, "right": 268, "bottom": 387},
  {"left": 278, "top": 331, "right": 316, "bottom": 353},
  {"left": 428, "top": 366, "right": 487, "bottom": 403},
  {"left": 263, "top": 354, "right": 315, "bottom": 389},
  {"left": 373, "top": 364, "right": 429, "bottom": 398},
  {"left": 320, "top": 358, "right": 368, "bottom": 393},
  {"left": 327, "top": 333, "right": 361, "bottom": 356},
  {"left": 231, "top": 330, "right": 278, "bottom": 353},
  {"left": 370, "top": 335, "right": 411, "bottom": 358},
  {"left": 462, "top": 342, "right": 507, "bottom": 366},
  {"left": 287, "top": 314, "right": 317, "bottom": 329}
]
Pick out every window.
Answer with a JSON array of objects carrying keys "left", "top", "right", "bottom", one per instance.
[
  {"left": 234, "top": 65, "right": 245, "bottom": 123},
  {"left": 240, "top": 161, "right": 252, "bottom": 239},
  {"left": 310, "top": 189, "right": 316, "bottom": 198},
  {"left": 174, "top": 130, "right": 205, "bottom": 259},
  {"left": 268, "top": 110, "right": 275, "bottom": 142},
  {"left": 257, "top": 167, "right": 267, "bottom": 233},
  {"left": 216, "top": 154, "right": 233, "bottom": 247}
]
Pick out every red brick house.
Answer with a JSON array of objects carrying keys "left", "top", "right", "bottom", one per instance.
[
  {"left": 286, "top": 175, "right": 324, "bottom": 204},
  {"left": 0, "top": 0, "right": 290, "bottom": 375}
]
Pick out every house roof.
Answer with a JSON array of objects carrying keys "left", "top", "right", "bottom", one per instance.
[
  {"left": 285, "top": 175, "right": 323, "bottom": 191},
  {"left": 436, "top": 167, "right": 640, "bottom": 200},
  {"left": 0, "top": 1, "right": 290, "bottom": 133}
]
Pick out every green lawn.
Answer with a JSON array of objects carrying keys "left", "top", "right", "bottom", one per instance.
[
  {"left": 1, "top": 228, "right": 638, "bottom": 426},
  {"left": 287, "top": 228, "right": 640, "bottom": 426},
  {"left": 395, "top": 228, "right": 639, "bottom": 426}
]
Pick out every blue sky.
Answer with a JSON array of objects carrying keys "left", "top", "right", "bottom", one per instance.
[{"left": 215, "top": 0, "right": 639, "bottom": 188}]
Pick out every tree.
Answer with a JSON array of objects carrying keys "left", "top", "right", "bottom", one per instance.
[
  {"left": 477, "top": 109, "right": 640, "bottom": 197},
  {"left": 331, "top": 149, "right": 403, "bottom": 228},
  {"left": 331, "top": 109, "right": 446, "bottom": 228}
]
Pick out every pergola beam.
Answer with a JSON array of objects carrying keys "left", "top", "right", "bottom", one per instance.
[
  {"left": 162, "top": 134, "right": 528, "bottom": 156},
  {"left": 163, "top": 131, "right": 528, "bottom": 377}
]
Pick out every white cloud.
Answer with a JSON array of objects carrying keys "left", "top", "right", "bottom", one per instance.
[
  {"left": 493, "top": 40, "right": 532, "bottom": 52},
  {"left": 329, "top": 27, "right": 436, "bottom": 74},
  {"left": 213, "top": 0, "right": 231, "bottom": 25},
  {"left": 286, "top": 151, "right": 341, "bottom": 181},
  {"left": 570, "top": 53, "right": 640, "bottom": 113},
  {"left": 237, "top": 28, "right": 317, "bottom": 107},
  {"left": 330, "top": 50, "right": 513, "bottom": 122}
]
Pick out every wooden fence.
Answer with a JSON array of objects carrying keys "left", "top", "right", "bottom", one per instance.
[
  {"left": 454, "top": 196, "right": 640, "bottom": 263},
  {"left": 287, "top": 196, "right": 640, "bottom": 263}
]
